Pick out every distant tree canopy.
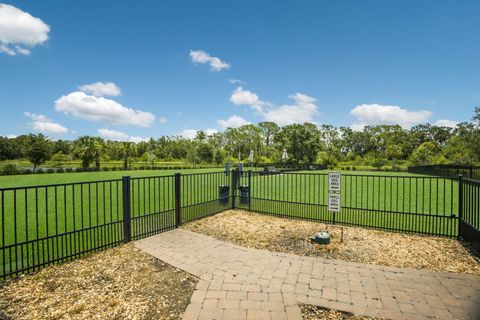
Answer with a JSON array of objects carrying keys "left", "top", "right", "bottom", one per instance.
[{"left": 2, "top": 108, "right": 480, "bottom": 168}]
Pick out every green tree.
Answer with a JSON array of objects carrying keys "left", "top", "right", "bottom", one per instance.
[
  {"left": 25, "top": 134, "right": 52, "bottom": 172},
  {"left": 197, "top": 143, "right": 214, "bottom": 163},
  {"left": 275, "top": 123, "right": 322, "bottom": 163},
  {"left": 409, "top": 141, "right": 438, "bottom": 165},
  {"left": 74, "top": 136, "right": 103, "bottom": 169},
  {"left": 121, "top": 142, "right": 135, "bottom": 169}
]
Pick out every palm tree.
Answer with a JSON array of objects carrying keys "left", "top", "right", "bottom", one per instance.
[
  {"left": 121, "top": 142, "right": 135, "bottom": 170},
  {"left": 74, "top": 136, "right": 101, "bottom": 168}
]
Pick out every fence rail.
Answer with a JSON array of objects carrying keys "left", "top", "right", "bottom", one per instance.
[
  {"left": 409, "top": 164, "right": 480, "bottom": 180},
  {"left": 1, "top": 169, "right": 479, "bottom": 280}
]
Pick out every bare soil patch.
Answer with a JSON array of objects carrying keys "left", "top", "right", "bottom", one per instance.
[
  {"left": 182, "top": 210, "right": 480, "bottom": 275},
  {"left": 0, "top": 244, "right": 197, "bottom": 320},
  {"left": 300, "top": 303, "right": 381, "bottom": 320}
]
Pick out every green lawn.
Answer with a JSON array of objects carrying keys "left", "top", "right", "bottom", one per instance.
[
  {"left": 0, "top": 169, "right": 461, "bottom": 279},
  {"left": 240, "top": 171, "right": 459, "bottom": 238}
]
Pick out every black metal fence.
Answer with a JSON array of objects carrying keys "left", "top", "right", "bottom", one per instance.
[
  {"left": 0, "top": 172, "right": 232, "bottom": 280},
  {"left": 236, "top": 172, "right": 460, "bottom": 237},
  {"left": 460, "top": 177, "right": 480, "bottom": 255},
  {"left": 409, "top": 164, "right": 480, "bottom": 180},
  {"left": 1, "top": 169, "right": 479, "bottom": 280}
]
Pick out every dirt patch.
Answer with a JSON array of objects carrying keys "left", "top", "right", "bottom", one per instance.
[
  {"left": 0, "top": 244, "right": 197, "bottom": 320},
  {"left": 182, "top": 210, "right": 480, "bottom": 275},
  {"left": 300, "top": 303, "right": 381, "bottom": 320}
]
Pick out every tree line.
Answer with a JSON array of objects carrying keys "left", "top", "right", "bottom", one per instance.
[{"left": 1, "top": 107, "right": 479, "bottom": 171}]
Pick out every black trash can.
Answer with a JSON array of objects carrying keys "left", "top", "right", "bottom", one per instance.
[
  {"left": 219, "top": 185, "right": 230, "bottom": 204},
  {"left": 239, "top": 185, "right": 250, "bottom": 205}
]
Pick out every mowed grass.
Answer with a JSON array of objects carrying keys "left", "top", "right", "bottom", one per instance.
[
  {"left": 0, "top": 169, "right": 461, "bottom": 278},
  {"left": 238, "top": 170, "right": 459, "bottom": 238}
]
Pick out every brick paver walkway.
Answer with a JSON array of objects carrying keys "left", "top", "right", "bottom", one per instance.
[{"left": 135, "top": 230, "right": 480, "bottom": 320}]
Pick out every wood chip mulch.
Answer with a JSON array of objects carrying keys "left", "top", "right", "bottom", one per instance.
[
  {"left": 300, "top": 303, "right": 381, "bottom": 320},
  {"left": 0, "top": 244, "right": 198, "bottom": 320},
  {"left": 182, "top": 210, "right": 480, "bottom": 275}
]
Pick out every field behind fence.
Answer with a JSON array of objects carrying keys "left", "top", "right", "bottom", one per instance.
[{"left": 0, "top": 170, "right": 479, "bottom": 280}]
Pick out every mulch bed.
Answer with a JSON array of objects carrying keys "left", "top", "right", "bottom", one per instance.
[
  {"left": 300, "top": 303, "right": 381, "bottom": 320},
  {"left": 182, "top": 210, "right": 480, "bottom": 275},
  {"left": 0, "top": 244, "right": 197, "bottom": 320}
]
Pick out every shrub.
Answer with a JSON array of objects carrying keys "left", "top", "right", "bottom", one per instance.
[
  {"left": 46, "top": 168, "right": 55, "bottom": 174},
  {"left": 75, "top": 168, "right": 83, "bottom": 172},
  {"left": 36, "top": 168, "right": 45, "bottom": 174},
  {"left": 56, "top": 168, "right": 65, "bottom": 173},
  {"left": 103, "top": 167, "right": 110, "bottom": 171},
  {"left": 23, "top": 169, "right": 33, "bottom": 174},
  {"left": 1, "top": 164, "right": 20, "bottom": 175},
  {"left": 66, "top": 168, "right": 73, "bottom": 173},
  {"left": 352, "top": 166, "right": 357, "bottom": 171}
]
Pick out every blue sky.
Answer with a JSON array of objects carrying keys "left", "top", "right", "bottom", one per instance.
[{"left": 1, "top": 0, "right": 479, "bottom": 141}]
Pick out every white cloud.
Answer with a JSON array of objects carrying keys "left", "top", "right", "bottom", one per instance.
[
  {"left": 0, "top": 4, "right": 50, "bottom": 56},
  {"left": 218, "top": 115, "right": 251, "bottom": 129},
  {"left": 55, "top": 91, "right": 155, "bottom": 127},
  {"left": 350, "top": 104, "right": 432, "bottom": 129},
  {"left": 24, "top": 112, "right": 68, "bottom": 134},
  {"left": 7, "top": 134, "right": 17, "bottom": 139},
  {"left": 178, "top": 128, "right": 218, "bottom": 139},
  {"left": 97, "top": 128, "right": 148, "bottom": 143},
  {"left": 179, "top": 129, "right": 198, "bottom": 139},
  {"left": 228, "top": 79, "right": 246, "bottom": 85},
  {"left": 433, "top": 119, "right": 458, "bottom": 128},
  {"left": 262, "top": 93, "right": 318, "bottom": 126},
  {"left": 190, "top": 50, "right": 230, "bottom": 72},
  {"left": 159, "top": 117, "right": 167, "bottom": 124},
  {"left": 128, "top": 136, "right": 149, "bottom": 143},
  {"left": 229, "top": 87, "right": 318, "bottom": 126},
  {"left": 205, "top": 128, "right": 218, "bottom": 135},
  {"left": 78, "top": 82, "right": 121, "bottom": 97},
  {"left": 230, "top": 87, "right": 264, "bottom": 112}
]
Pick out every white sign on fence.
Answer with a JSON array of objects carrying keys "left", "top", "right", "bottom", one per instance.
[
  {"left": 328, "top": 172, "right": 341, "bottom": 192},
  {"left": 328, "top": 193, "right": 341, "bottom": 212}
]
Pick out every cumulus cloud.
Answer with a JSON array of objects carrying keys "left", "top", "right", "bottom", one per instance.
[
  {"left": 190, "top": 50, "right": 230, "bottom": 72},
  {"left": 55, "top": 91, "right": 155, "bottom": 127},
  {"left": 0, "top": 4, "right": 50, "bottom": 56},
  {"left": 217, "top": 115, "right": 251, "bottom": 129},
  {"left": 230, "top": 87, "right": 264, "bottom": 112},
  {"left": 178, "top": 129, "right": 198, "bottom": 139},
  {"left": 97, "top": 128, "right": 148, "bottom": 143},
  {"left": 24, "top": 112, "right": 68, "bottom": 134},
  {"left": 205, "top": 128, "right": 218, "bottom": 135},
  {"left": 262, "top": 93, "right": 318, "bottom": 126},
  {"left": 229, "top": 87, "right": 318, "bottom": 126},
  {"left": 78, "top": 82, "right": 121, "bottom": 97},
  {"left": 433, "top": 119, "right": 458, "bottom": 128},
  {"left": 350, "top": 104, "right": 432, "bottom": 129}
]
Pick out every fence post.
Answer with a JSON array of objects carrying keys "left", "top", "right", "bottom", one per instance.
[
  {"left": 231, "top": 169, "right": 236, "bottom": 209},
  {"left": 122, "top": 176, "right": 131, "bottom": 242},
  {"left": 458, "top": 174, "right": 463, "bottom": 239},
  {"left": 248, "top": 170, "right": 252, "bottom": 211},
  {"left": 175, "top": 173, "right": 181, "bottom": 227}
]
